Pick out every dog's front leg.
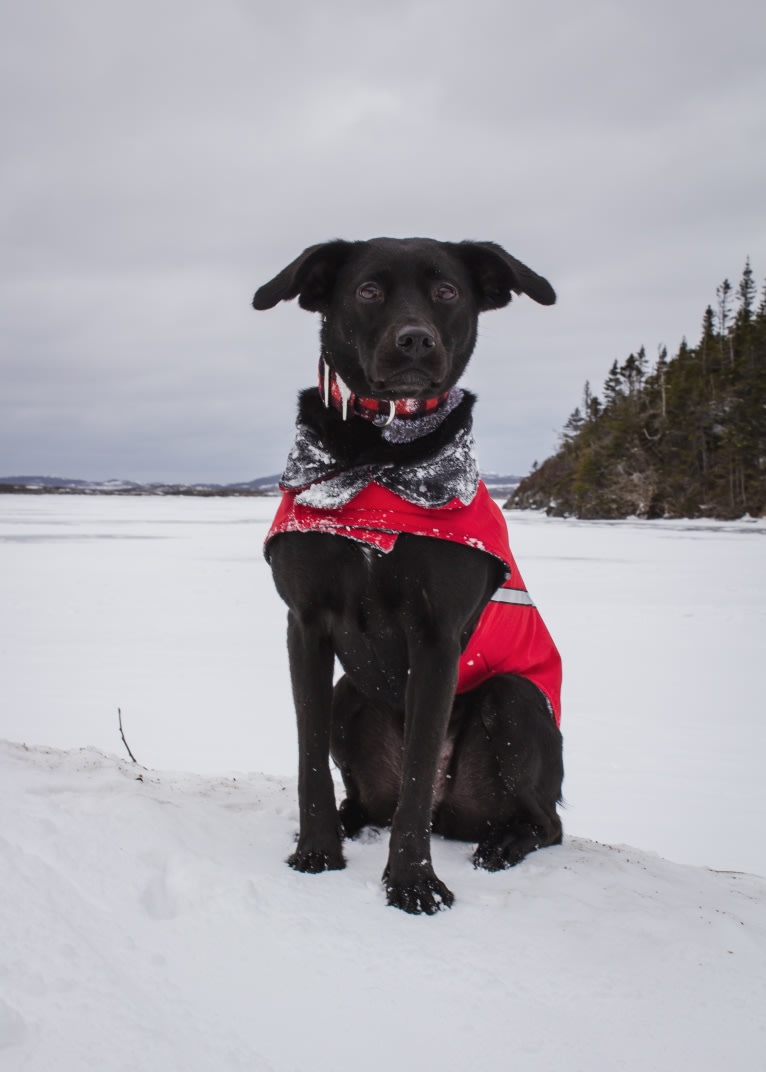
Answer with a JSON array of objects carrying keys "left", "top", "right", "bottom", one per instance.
[
  {"left": 286, "top": 612, "right": 345, "bottom": 873},
  {"left": 384, "top": 645, "right": 458, "bottom": 914}
]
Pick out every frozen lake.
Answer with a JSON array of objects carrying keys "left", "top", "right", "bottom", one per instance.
[{"left": 2, "top": 492, "right": 765, "bottom": 877}]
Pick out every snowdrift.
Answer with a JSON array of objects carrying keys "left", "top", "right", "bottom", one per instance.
[{"left": 2, "top": 740, "right": 764, "bottom": 1072}]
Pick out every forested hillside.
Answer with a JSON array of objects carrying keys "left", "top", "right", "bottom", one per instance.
[{"left": 510, "top": 260, "right": 766, "bottom": 519}]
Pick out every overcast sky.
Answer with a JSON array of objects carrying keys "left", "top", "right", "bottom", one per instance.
[{"left": 2, "top": 0, "right": 764, "bottom": 483}]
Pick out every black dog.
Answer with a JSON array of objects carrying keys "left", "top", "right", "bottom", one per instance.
[{"left": 253, "top": 238, "right": 563, "bottom": 914}]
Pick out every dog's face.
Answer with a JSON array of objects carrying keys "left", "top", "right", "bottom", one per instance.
[{"left": 253, "top": 237, "right": 555, "bottom": 401}]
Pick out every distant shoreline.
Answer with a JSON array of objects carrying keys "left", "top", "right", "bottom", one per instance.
[
  {"left": 0, "top": 482, "right": 275, "bottom": 498},
  {"left": 0, "top": 474, "right": 526, "bottom": 500}
]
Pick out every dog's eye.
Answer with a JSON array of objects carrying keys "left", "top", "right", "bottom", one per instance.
[
  {"left": 357, "top": 282, "right": 384, "bottom": 302},
  {"left": 433, "top": 282, "right": 458, "bottom": 302}
]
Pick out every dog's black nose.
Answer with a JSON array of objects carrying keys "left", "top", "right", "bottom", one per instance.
[{"left": 396, "top": 326, "right": 436, "bottom": 357}]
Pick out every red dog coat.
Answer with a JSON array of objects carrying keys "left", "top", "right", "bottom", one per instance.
[{"left": 266, "top": 480, "right": 562, "bottom": 726}]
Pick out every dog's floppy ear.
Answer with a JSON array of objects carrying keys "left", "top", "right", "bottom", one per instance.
[
  {"left": 252, "top": 240, "right": 354, "bottom": 312},
  {"left": 456, "top": 241, "right": 556, "bottom": 310}
]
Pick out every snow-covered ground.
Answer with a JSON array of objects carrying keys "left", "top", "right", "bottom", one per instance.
[{"left": 2, "top": 493, "right": 765, "bottom": 1070}]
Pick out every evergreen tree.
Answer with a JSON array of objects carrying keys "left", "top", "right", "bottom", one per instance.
[
  {"left": 602, "top": 361, "right": 623, "bottom": 407},
  {"left": 736, "top": 258, "right": 756, "bottom": 325}
]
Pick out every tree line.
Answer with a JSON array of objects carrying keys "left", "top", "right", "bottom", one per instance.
[{"left": 509, "top": 259, "right": 766, "bottom": 519}]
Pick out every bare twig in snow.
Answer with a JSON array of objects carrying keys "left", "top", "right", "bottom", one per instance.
[{"left": 117, "top": 707, "right": 139, "bottom": 764}]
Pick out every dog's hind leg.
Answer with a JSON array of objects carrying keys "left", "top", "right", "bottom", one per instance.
[
  {"left": 435, "top": 674, "right": 563, "bottom": 870},
  {"left": 473, "top": 674, "right": 563, "bottom": 870},
  {"left": 331, "top": 675, "right": 403, "bottom": 836}
]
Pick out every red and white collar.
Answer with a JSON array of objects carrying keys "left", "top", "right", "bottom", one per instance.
[{"left": 319, "top": 357, "right": 450, "bottom": 426}]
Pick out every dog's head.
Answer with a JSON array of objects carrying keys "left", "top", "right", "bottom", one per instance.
[{"left": 253, "top": 238, "right": 555, "bottom": 401}]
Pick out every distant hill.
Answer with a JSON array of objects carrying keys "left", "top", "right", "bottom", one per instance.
[
  {"left": 479, "top": 473, "right": 522, "bottom": 497},
  {"left": 0, "top": 475, "right": 282, "bottom": 497},
  {"left": 0, "top": 473, "right": 520, "bottom": 498}
]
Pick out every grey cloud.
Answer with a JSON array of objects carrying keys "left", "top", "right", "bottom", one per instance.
[{"left": 2, "top": 0, "right": 764, "bottom": 482}]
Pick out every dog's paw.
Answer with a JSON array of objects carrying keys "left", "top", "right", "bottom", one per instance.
[
  {"left": 472, "top": 839, "right": 518, "bottom": 872},
  {"left": 473, "top": 827, "right": 540, "bottom": 871},
  {"left": 287, "top": 845, "right": 345, "bottom": 874},
  {"left": 338, "top": 797, "right": 371, "bottom": 838},
  {"left": 384, "top": 873, "right": 455, "bottom": 915}
]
